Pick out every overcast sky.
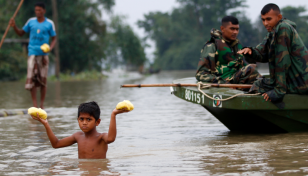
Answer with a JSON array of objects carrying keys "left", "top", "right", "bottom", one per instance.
[{"left": 106, "top": 0, "right": 308, "bottom": 59}]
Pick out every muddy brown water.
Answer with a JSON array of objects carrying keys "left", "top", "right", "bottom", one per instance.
[{"left": 0, "top": 71, "right": 308, "bottom": 175}]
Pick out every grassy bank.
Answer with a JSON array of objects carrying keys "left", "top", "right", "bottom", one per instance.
[
  {"left": 16, "top": 70, "right": 108, "bottom": 82},
  {"left": 48, "top": 70, "right": 107, "bottom": 81}
]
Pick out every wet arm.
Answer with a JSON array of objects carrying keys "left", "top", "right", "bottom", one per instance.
[
  {"left": 43, "top": 122, "right": 77, "bottom": 148},
  {"left": 266, "top": 27, "right": 291, "bottom": 102},
  {"left": 102, "top": 111, "right": 117, "bottom": 144}
]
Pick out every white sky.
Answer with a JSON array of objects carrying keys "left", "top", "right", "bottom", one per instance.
[{"left": 106, "top": 0, "right": 308, "bottom": 60}]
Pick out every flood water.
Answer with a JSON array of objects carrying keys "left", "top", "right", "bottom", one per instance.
[{"left": 0, "top": 70, "right": 308, "bottom": 175}]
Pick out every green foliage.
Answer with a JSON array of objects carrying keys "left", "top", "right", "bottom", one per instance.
[
  {"left": 0, "top": 0, "right": 114, "bottom": 80},
  {"left": 138, "top": 0, "right": 308, "bottom": 70},
  {"left": 233, "top": 12, "right": 260, "bottom": 47},
  {"left": 3, "top": 0, "right": 308, "bottom": 78},
  {"left": 0, "top": 0, "right": 147, "bottom": 81},
  {"left": 48, "top": 70, "right": 107, "bottom": 81},
  {"left": 0, "top": 0, "right": 27, "bottom": 80},
  {"left": 106, "top": 16, "right": 147, "bottom": 68},
  {"left": 0, "top": 44, "right": 27, "bottom": 81},
  {"left": 138, "top": 0, "right": 249, "bottom": 70},
  {"left": 17, "top": 0, "right": 115, "bottom": 73}
]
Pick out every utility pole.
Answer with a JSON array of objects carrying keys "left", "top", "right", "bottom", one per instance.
[{"left": 51, "top": 0, "right": 60, "bottom": 79}]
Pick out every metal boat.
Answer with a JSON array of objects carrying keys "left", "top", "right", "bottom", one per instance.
[{"left": 171, "top": 77, "right": 308, "bottom": 133}]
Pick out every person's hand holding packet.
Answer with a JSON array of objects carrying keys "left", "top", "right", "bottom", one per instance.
[
  {"left": 40, "top": 43, "right": 50, "bottom": 53},
  {"left": 116, "top": 100, "right": 134, "bottom": 111},
  {"left": 28, "top": 107, "right": 47, "bottom": 119}
]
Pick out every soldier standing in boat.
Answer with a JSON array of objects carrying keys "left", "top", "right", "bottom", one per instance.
[
  {"left": 196, "top": 16, "right": 261, "bottom": 85},
  {"left": 238, "top": 3, "right": 308, "bottom": 108},
  {"left": 9, "top": 2, "right": 56, "bottom": 109}
]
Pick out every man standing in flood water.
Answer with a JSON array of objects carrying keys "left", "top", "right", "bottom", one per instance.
[
  {"left": 9, "top": 2, "right": 56, "bottom": 109},
  {"left": 238, "top": 3, "right": 308, "bottom": 108},
  {"left": 196, "top": 16, "right": 261, "bottom": 85}
]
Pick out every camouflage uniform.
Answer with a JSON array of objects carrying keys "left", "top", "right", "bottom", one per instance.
[
  {"left": 245, "top": 19, "right": 308, "bottom": 106},
  {"left": 196, "top": 29, "right": 261, "bottom": 84}
]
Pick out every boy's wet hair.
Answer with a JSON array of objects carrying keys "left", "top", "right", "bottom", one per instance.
[
  {"left": 35, "top": 2, "right": 46, "bottom": 9},
  {"left": 221, "top": 16, "right": 239, "bottom": 26},
  {"left": 78, "top": 101, "right": 101, "bottom": 121},
  {"left": 261, "top": 3, "right": 280, "bottom": 15}
]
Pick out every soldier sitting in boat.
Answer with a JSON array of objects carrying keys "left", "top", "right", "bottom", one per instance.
[
  {"left": 238, "top": 3, "right": 308, "bottom": 107},
  {"left": 196, "top": 16, "right": 261, "bottom": 85}
]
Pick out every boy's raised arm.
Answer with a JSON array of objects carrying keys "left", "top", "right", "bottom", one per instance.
[
  {"left": 31, "top": 113, "right": 77, "bottom": 148},
  {"left": 102, "top": 109, "right": 129, "bottom": 144}
]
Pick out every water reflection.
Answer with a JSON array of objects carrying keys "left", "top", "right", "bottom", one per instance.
[
  {"left": 0, "top": 71, "right": 308, "bottom": 175},
  {"left": 47, "top": 159, "right": 120, "bottom": 175}
]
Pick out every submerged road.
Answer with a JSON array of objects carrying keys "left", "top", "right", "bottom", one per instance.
[{"left": 0, "top": 70, "right": 307, "bottom": 175}]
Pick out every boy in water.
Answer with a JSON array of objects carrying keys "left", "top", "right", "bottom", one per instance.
[{"left": 31, "top": 101, "right": 129, "bottom": 159}]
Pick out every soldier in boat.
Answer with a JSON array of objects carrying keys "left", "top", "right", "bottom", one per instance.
[
  {"left": 195, "top": 16, "right": 261, "bottom": 85},
  {"left": 238, "top": 3, "right": 308, "bottom": 107}
]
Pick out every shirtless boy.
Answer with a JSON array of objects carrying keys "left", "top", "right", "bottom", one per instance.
[{"left": 31, "top": 101, "right": 129, "bottom": 159}]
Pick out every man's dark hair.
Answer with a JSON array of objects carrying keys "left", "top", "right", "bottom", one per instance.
[
  {"left": 261, "top": 3, "right": 280, "bottom": 15},
  {"left": 35, "top": 2, "right": 45, "bottom": 9},
  {"left": 221, "top": 16, "right": 239, "bottom": 26},
  {"left": 78, "top": 101, "right": 101, "bottom": 121}
]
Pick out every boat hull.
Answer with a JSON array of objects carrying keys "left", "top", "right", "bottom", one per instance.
[
  {"left": 203, "top": 106, "right": 308, "bottom": 133},
  {"left": 172, "top": 77, "right": 308, "bottom": 133}
]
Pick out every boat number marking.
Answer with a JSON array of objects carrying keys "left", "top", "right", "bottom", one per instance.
[{"left": 185, "top": 90, "right": 204, "bottom": 104}]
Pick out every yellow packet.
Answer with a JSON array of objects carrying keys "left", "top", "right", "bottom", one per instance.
[
  {"left": 116, "top": 100, "right": 134, "bottom": 111},
  {"left": 40, "top": 43, "right": 50, "bottom": 53},
  {"left": 28, "top": 107, "right": 47, "bottom": 119}
]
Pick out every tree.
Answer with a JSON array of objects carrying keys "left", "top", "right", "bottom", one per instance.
[
  {"left": 233, "top": 12, "right": 260, "bottom": 47},
  {"left": 0, "top": 0, "right": 147, "bottom": 80},
  {"left": 105, "top": 16, "right": 147, "bottom": 70},
  {"left": 0, "top": 0, "right": 115, "bottom": 79},
  {"left": 138, "top": 0, "right": 249, "bottom": 70},
  {"left": 0, "top": 0, "right": 28, "bottom": 81}
]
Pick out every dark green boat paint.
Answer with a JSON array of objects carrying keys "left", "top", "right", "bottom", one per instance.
[{"left": 172, "top": 77, "right": 308, "bottom": 133}]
